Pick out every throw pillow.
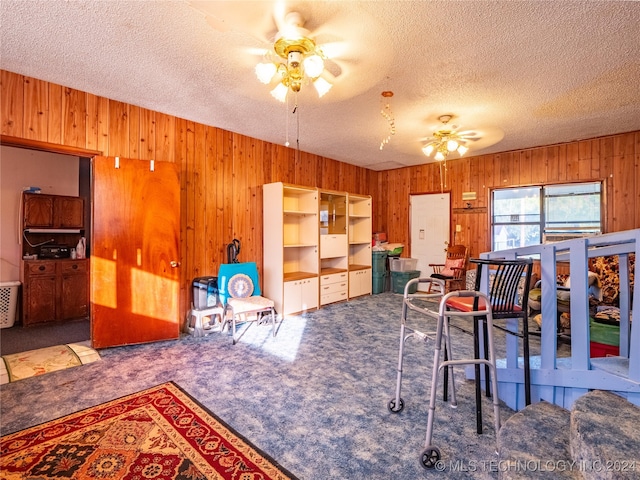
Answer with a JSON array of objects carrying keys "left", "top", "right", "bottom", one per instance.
[
  {"left": 441, "top": 258, "right": 465, "bottom": 277},
  {"left": 228, "top": 274, "right": 254, "bottom": 298}
]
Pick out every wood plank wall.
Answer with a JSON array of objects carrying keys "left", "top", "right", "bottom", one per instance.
[
  {"left": 374, "top": 133, "right": 640, "bottom": 263},
  {"left": 3, "top": 70, "right": 639, "bottom": 315},
  {"left": 1, "top": 70, "right": 374, "bottom": 318}
]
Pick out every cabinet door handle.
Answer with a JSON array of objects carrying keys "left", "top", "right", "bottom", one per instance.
[
  {"left": 39, "top": 265, "right": 45, "bottom": 271},
  {"left": 72, "top": 264, "right": 78, "bottom": 269}
]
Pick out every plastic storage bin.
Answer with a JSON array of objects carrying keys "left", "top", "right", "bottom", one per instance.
[
  {"left": 372, "top": 251, "right": 388, "bottom": 273},
  {"left": 192, "top": 276, "right": 219, "bottom": 309},
  {"left": 389, "top": 257, "right": 418, "bottom": 272},
  {"left": 391, "top": 270, "right": 421, "bottom": 294},
  {"left": 372, "top": 272, "right": 387, "bottom": 294},
  {"left": 589, "top": 319, "right": 620, "bottom": 357},
  {"left": 0, "top": 281, "right": 20, "bottom": 328}
]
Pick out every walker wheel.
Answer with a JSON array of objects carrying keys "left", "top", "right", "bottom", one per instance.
[
  {"left": 387, "top": 397, "right": 404, "bottom": 413},
  {"left": 421, "top": 446, "right": 441, "bottom": 469}
]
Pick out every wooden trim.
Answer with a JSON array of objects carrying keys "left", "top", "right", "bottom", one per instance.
[
  {"left": 453, "top": 207, "right": 487, "bottom": 214},
  {"left": 0, "top": 134, "right": 103, "bottom": 157}
]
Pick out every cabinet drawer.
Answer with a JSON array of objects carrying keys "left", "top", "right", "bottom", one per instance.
[
  {"left": 320, "top": 281, "right": 347, "bottom": 295},
  {"left": 60, "top": 261, "right": 88, "bottom": 275},
  {"left": 320, "top": 290, "right": 348, "bottom": 305},
  {"left": 26, "top": 261, "right": 57, "bottom": 276},
  {"left": 320, "top": 272, "right": 348, "bottom": 285}
]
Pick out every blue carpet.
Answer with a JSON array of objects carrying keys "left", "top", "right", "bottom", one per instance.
[{"left": 0, "top": 292, "right": 541, "bottom": 479}]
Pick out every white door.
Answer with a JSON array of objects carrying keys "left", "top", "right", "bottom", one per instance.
[{"left": 410, "top": 193, "right": 451, "bottom": 292}]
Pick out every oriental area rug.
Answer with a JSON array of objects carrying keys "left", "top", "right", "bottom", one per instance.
[{"left": 0, "top": 382, "right": 298, "bottom": 480}]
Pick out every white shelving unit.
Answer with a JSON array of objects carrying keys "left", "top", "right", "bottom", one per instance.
[
  {"left": 263, "top": 182, "right": 319, "bottom": 316},
  {"left": 319, "top": 190, "right": 348, "bottom": 305},
  {"left": 263, "top": 183, "right": 372, "bottom": 316},
  {"left": 348, "top": 194, "right": 372, "bottom": 298}
]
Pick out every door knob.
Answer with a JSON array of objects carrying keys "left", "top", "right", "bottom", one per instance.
[{"left": 170, "top": 261, "right": 180, "bottom": 268}]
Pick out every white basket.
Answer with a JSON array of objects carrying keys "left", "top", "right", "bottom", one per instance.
[
  {"left": 0, "top": 281, "right": 20, "bottom": 328},
  {"left": 389, "top": 258, "right": 418, "bottom": 272}
]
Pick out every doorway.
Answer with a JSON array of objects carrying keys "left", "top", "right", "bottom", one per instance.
[
  {"left": 0, "top": 147, "right": 91, "bottom": 355},
  {"left": 409, "top": 193, "right": 451, "bottom": 292}
]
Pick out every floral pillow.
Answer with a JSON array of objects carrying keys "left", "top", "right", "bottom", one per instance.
[
  {"left": 228, "top": 274, "right": 254, "bottom": 298},
  {"left": 441, "top": 258, "right": 465, "bottom": 277}
]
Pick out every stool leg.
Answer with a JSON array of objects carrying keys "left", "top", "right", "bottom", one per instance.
[
  {"left": 523, "top": 317, "right": 532, "bottom": 405},
  {"left": 483, "top": 318, "right": 491, "bottom": 398},
  {"left": 473, "top": 315, "right": 483, "bottom": 434}
]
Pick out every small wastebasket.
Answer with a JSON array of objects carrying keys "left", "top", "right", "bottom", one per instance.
[
  {"left": 192, "top": 277, "right": 219, "bottom": 309},
  {"left": 391, "top": 270, "right": 421, "bottom": 294},
  {"left": 0, "top": 281, "right": 20, "bottom": 329}
]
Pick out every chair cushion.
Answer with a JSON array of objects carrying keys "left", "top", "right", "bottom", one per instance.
[
  {"left": 228, "top": 273, "right": 254, "bottom": 298},
  {"left": 228, "top": 296, "right": 274, "bottom": 314},
  {"left": 446, "top": 296, "right": 523, "bottom": 313},
  {"left": 441, "top": 257, "right": 465, "bottom": 277},
  {"left": 431, "top": 273, "right": 454, "bottom": 280}
]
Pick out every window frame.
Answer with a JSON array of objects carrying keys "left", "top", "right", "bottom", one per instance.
[{"left": 490, "top": 181, "right": 604, "bottom": 251}]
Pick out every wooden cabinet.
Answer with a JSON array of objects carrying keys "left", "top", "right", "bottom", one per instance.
[
  {"left": 21, "top": 259, "right": 89, "bottom": 325},
  {"left": 23, "top": 193, "right": 84, "bottom": 229},
  {"left": 348, "top": 194, "right": 372, "bottom": 297},
  {"left": 263, "top": 183, "right": 319, "bottom": 316}
]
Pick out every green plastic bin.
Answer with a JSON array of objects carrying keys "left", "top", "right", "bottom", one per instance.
[
  {"left": 372, "top": 251, "right": 388, "bottom": 274},
  {"left": 372, "top": 272, "right": 387, "bottom": 294},
  {"left": 391, "top": 270, "right": 421, "bottom": 294},
  {"left": 589, "top": 319, "right": 619, "bottom": 346}
]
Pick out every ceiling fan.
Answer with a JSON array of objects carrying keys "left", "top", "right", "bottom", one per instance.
[
  {"left": 420, "top": 115, "right": 502, "bottom": 161},
  {"left": 187, "top": 1, "right": 390, "bottom": 102}
]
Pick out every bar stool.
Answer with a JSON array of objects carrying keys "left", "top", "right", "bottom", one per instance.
[{"left": 186, "top": 305, "right": 224, "bottom": 337}]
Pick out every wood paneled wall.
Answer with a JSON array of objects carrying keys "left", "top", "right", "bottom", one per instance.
[
  {"left": 374, "top": 133, "right": 640, "bottom": 261},
  {"left": 3, "top": 69, "right": 639, "bottom": 318},
  {"left": 1, "top": 70, "right": 375, "bottom": 318}
]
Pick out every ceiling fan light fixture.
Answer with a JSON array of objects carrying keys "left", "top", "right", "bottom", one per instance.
[
  {"left": 422, "top": 114, "right": 475, "bottom": 161},
  {"left": 303, "top": 54, "right": 325, "bottom": 78},
  {"left": 313, "top": 77, "right": 332, "bottom": 97},
  {"left": 270, "top": 83, "right": 289, "bottom": 102},
  {"left": 257, "top": 12, "right": 332, "bottom": 100},
  {"left": 422, "top": 144, "right": 434, "bottom": 156},
  {"left": 255, "top": 62, "right": 277, "bottom": 84}
]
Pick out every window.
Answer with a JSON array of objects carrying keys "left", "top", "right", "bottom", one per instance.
[{"left": 491, "top": 182, "right": 602, "bottom": 250}]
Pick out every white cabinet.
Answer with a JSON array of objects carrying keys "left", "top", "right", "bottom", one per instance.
[
  {"left": 263, "top": 183, "right": 372, "bottom": 315},
  {"left": 320, "top": 271, "right": 348, "bottom": 305},
  {"left": 321, "top": 235, "right": 347, "bottom": 258},
  {"left": 263, "top": 183, "right": 319, "bottom": 316},
  {"left": 349, "top": 268, "right": 372, "bottom": 298},
  {"left": 284, "top": 277, "right": 319, "bottom": 315}
]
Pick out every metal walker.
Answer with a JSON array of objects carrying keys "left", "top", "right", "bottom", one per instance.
[{"left": 388, "top": 277, "right": 502, "bottom": 469}]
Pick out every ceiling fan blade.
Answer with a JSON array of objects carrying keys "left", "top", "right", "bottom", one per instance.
[{"left": 188, "top": 0, "right": 277, "bottom": 44}]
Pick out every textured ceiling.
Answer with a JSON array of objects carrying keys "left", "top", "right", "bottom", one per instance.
[{"left": 1, "top": 1, "right": 639, "bottom": 171}]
